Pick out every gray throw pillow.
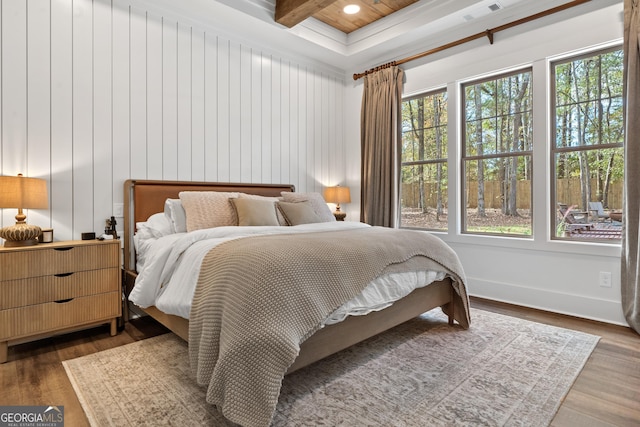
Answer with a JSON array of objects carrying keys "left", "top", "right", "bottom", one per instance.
[{"left": 276, "top": 201, "right": 322, "bottom": 226}]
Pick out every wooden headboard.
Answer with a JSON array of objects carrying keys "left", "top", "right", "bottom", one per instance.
[{"left": 123, "top": 180, "right": 295, "bottom": 271}]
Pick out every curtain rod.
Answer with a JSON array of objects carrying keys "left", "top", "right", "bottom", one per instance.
[{"left": 353, "top": 0, "right": 592, "bottom": 81}]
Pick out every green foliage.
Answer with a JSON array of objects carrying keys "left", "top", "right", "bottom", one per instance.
[
  {"left": 401, "top": 91, "right": 448, "bottom": 164},
  {"left": 466, "top": 225, "right": 532, "bottom": 235},
  {"left": 554, "top": 49, "right": 624, "bottom": 150},
  {"left": 463, "top": 70, "right": 533, "bottom": 158},
  {"left": 553, "top": 48, "right": 624, "bottom": 210}
]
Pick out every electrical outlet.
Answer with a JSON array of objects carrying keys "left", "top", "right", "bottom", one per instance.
[
  {"left": 599, "top": 271, "right": 612, "bottom": 288},
  {"left": 113, "top": 203, "right": 124, "bottom": 217}
]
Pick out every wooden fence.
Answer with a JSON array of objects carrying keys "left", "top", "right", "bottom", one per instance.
[{"left": 401, "top": 179, "right": 623, "bottom": 210}]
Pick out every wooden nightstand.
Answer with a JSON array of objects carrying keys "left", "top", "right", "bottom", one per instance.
[{"left": 0, "top": 239, "right": 121, "bottom": 363}]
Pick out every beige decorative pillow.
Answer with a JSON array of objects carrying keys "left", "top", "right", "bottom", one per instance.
[
  {"left": 230, "top": 198, "right": 280, "bottom": 226},
  {"left": 276, "top": 201, "right": 322, "bottom": 226},
  {"left": 179, "top": 191, "right": 239, "bottom": 231},
  {"left": 238, "top": 193, "right": 287, "bottom": 226},
  {"left": 280, "top": 192, "right": 335, "bottom": 222}
]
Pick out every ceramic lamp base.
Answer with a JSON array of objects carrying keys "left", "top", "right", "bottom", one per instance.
[
  {"left": 333, "top": 211, "right": 346, "bottom": 221},
  {"left": 0, "top": 222, "right": 42, "bottom": 247}
]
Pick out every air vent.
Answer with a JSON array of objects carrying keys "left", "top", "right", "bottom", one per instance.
[{"left": 488, "top": 2, "right": 502, "bottom": 12}]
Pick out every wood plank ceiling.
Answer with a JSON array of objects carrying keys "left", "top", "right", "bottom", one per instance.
[{"left": 276, "top": 0, "right": 420, "bottom": 33}]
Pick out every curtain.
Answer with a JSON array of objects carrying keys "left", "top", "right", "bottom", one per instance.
[
  {"left": 622, "top": 0, "right": 640, "bottom": 334},
  {"left": 360, "top": 66, "right": 404, "bottom": 227}
]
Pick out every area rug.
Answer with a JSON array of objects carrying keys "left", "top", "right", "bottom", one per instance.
[{"left": 63, "top": 308, "right": 599, "bottom": 426}]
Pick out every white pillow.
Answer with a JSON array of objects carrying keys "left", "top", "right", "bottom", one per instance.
[
  {"left": 179, "top": 191, "right": 240, "bottom": 231},
  {"left": 134, "top": 213, "right": 173, "bottom": 269},
  {"left": 164, "top": 198, "right": 187, "bottom": 233},
  {"left": 280, "top": 191, "right": 336, "bottom": 222},
  {"left": 136, "top": 212, "right": 172, "bottom": 239}
]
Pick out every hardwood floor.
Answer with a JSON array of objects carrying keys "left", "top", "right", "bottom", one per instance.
[
  {"left": 471, "top": 298, "right": 640, "bottom": 427},
  {"left": 0, "top": 317, "right": 168, "bottom": 427},
  {"left": 0, "top": 298, "right": 639, "bottom": 426}
]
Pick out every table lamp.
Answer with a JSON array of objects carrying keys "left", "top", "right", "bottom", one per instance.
[
  {"left": 0, "top": 174, "right": 49, "bottom": 247},
  {"left": 323, "top": 185, "right": 351, "bottom": 221}
]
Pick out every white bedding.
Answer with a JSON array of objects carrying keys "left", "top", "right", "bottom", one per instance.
[{"left": 129, "top": 221, "right": 445, "bottom": 325}]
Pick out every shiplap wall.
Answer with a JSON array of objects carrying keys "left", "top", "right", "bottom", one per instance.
[{"left": 0, "top": 0, "right": 346, "bottom": 241}]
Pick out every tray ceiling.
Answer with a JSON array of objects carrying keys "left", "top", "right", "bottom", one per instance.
[
  {"left": 276, "top": 0, "right": 421, "bottom": 33},
  {"left": 153, "top": 0, "right": 617, "bottom": 76}
]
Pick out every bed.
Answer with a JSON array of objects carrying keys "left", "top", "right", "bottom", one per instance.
[{"left": 123, "top": 179, "right": 470, "bottom": 427}]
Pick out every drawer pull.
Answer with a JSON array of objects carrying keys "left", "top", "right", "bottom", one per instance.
[
  {"left": 54, "top": 272, "right": 74, "bottom": 278},
  {"left": 54, "top": 298, "right": 74, "bottom": 304},
  {"left": 54, "top": 247, "right": 73, "bottom": 252}
]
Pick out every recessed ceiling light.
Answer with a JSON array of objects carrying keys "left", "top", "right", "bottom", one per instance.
[{"left": 344, "top": 4, "right": 361, "bottom": 15}]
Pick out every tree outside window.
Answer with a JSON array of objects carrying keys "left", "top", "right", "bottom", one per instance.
[
  {"left": 400, "top": 90, "right": 448, "bottom": 230},
  {"left": 462, "top": 69, "right": 533, "bottom": 236},
  {"left": 552, "top": 48, "right": 624, "bottom": 240}
]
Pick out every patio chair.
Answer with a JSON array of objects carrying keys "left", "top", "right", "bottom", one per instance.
[
  {"left": 557, "top": 203, "right": 593, "bottom": 233},
  {"left": 588, "top": 201, "right": 611, "bottom": 222}
]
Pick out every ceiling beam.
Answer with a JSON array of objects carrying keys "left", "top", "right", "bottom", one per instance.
[{"left": 275, "top": 0, "right": 338, "bottom": 28}]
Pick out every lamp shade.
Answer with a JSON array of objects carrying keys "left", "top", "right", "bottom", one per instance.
[
  {"left": 0, "top": 175, "right": 48, "bottom": 209},
  {"left": 323, "top": 186, "right": 351, "bottom": 204}
]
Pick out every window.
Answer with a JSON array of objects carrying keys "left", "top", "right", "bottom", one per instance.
[
  {"left": 461, "top": 69, "right": 533, "bottom": 236},
  {"left": 400, "top": 89, "right": 448, "bottom": 230},
  {"left": 552, "top": 47, "right": 624, "bottom": 240}
]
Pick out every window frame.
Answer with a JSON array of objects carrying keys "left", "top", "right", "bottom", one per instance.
[
  {"left": 399, "top": 88, "right": 449, "bottom": 231},
  {"left": 460, "top": 67, "right": 534, "bottom": 238},
  {"left": 549, "top": 45, "right": 624, "bottom": 242}
]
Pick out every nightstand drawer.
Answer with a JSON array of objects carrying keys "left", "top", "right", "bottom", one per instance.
[
  {"left": 0, "top": 268, "right": 120, "bottom": 310},
  {"left": 0, "top": 291, "right": 121, "bottom": 341},
  {"left": 0, "top": 242, "right": 120, "bottom": 281}
]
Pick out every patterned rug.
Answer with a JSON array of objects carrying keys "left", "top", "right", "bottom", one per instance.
[{"left": 63, "top": 308, "right": 599, "bottom": 426}]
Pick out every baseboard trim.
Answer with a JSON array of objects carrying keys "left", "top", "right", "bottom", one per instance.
[{"left": 469, "top": 277, "right": 627, "bottom": 326}]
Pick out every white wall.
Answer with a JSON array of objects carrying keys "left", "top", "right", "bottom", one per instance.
[
  {"left": 346, "top": 2, "right": 626, "bottom": 325},
  {"left": 0, "top": 0, "right": 347, "bottom": 241}
]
